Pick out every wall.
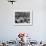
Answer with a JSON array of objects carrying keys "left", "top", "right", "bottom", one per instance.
[{"left": 0, "top": 0, "right": 46, "bottom": 41}]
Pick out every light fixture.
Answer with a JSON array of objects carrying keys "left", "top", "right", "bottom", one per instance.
[{"left": 8, "top": 0, "right": 16, "bottom": 4}]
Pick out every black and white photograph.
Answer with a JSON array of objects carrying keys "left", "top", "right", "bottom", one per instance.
[{"left": 15, "top": 10, "right": 32, "bottom": 26}]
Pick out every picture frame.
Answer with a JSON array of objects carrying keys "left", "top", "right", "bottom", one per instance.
[{"left": 14, "top": 10, "right": 33, "bottom": 26}]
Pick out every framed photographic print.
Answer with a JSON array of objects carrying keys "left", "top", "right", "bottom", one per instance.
[{"left": 15, "top": 10, "right": 33, "bottom": 26}]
